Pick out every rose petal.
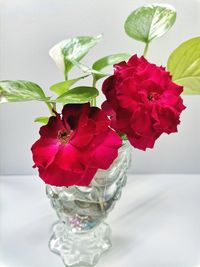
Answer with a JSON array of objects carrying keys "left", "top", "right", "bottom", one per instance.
[
  {"left": 38, "top": 165, "right": 83, "bottom": 186},
  {"left": 131, "top": 108, "right": 154, "bottom": 136},
  {"left": 62, "top": 103, "right": 90, "bottom": 130},
  {"left": 128, "top": 132, "right": 161, "bottom": 151},
  {"left": 70, "top": 119, "right": 95, "bottom": 148},
  {"left": 54, "top": 144, "right": 85, "bottom": 172},
  {"left": 39, "top": 115, "right": 66, "bottom": 138},
  {"left": 75, "top": 167, "right": 98, "bottom": 186},
  {"left": 89, "top": 107, "right": 110, "bottom": 133},
  {"left": 88, "top": 129, "right": 122, "bottom": 169},
  {"left": 31, "top": 137, "right": 60, "bottom": 168}
]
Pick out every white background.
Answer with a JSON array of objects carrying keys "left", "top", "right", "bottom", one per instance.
[{"left": 0, "top": 0, "right": 200, "bottom": 175}]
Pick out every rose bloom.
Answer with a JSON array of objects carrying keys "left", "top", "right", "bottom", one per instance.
[
  {"left": 31, "top": 103, "right": 122, "bottom": 186},
  {"left": 102, "top": 55, "right": 186, "bottom": 150}
]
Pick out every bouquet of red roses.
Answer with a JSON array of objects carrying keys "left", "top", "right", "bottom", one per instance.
[{"left": 1, "top": 3, "right": 199, "bottom": 187}]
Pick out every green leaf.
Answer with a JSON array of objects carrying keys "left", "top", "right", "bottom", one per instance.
[
  {"left": 34, "top": 116, "right": 50, "bottom": 124},
  {"left": 67, "top": 59, "right": 108, "bottom": 83},
  {"left": 167, "top": 37, "right": 200, "bottom": 94},
  {"left": 124, "top": 4, "right": 176, "bottom": 43},
  {"left": 0, "top": 80, "right": 48, "bottom": 103},
  {"left": 50, "top": 75, "right": 89, "bottom": 95},
  {"left": 70, "top": 60, "right": 107, "bottom": 76},
  {"left": 49, "top": 35, "right": 102, "bottom": 78},
  {"left": 92, "top": 53, "right": 130, "bottom": 81},
  {"left": 56, "top": 86, "right": 99, "bottom": 104}
]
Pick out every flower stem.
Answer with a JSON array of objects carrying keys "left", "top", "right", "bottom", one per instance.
[
  {"left": 46, "top": 102, "right": 54, "bottom": 115},
  {"left": 52, "top": 102, "right": 57, "bottom": 111},
  {"left": 91, "top": 78, "right": 97, "bottom": 106},
  {"left": 65, "top": 71, "right": 68, "bottom": 81},
  {"left": 143, "top": 42, "right": 149, "bottom": 58}
]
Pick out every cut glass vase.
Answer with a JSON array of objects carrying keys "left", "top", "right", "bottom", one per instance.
[{"left": 46, "top": 142, "right": 131, "bottom": 267}]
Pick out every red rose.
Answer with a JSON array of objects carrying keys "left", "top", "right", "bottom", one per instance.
[
  {"left": 31, "top": 103, "right": 122, "bottom": 186},
  {"left": 102, "top": 55, "right": 186, "bottom": 150}
]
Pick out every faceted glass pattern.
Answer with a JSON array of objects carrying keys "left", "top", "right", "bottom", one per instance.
[{"left": 46, "top": 142, "right": 131, "bottom": 267}]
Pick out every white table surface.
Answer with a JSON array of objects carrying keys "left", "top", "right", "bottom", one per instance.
[{"left": 1, "top": 174, "right": 200, "bottom": 267}]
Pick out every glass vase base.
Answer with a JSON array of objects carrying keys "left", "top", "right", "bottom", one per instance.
[{"left": 49, "top": 222, "right": 112, "bottom": 267}]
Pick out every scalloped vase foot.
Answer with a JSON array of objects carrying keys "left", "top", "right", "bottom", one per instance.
[
  {"left": 49, "top": 222, "right": 111, "bottom": 267},
  {"left": 46, "top": 142, "right": 131, "bottom": 267}
]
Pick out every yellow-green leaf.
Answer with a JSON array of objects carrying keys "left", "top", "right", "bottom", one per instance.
[
  {"left": 167, "top": 37, "right": 200, "bottom": 94},
  {"left": 34, "top": 116, "right": 50, "bottom": 124}
]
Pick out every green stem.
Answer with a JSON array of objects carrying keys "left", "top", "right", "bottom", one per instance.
[
  {"left": 52, "top": 102, "right": 57, "bottom": 111},
  {"left": 46, "top": 102, "right": 54, "bottom": 115},
  {"left": 143, "top": 42, "right": 149, "bottom": 58},
  {"left": 91, "top": 78, "right": 97, "bottom": 106},
  {"left": 65, "top": 71, "right": 68, "bottom": 81}
]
